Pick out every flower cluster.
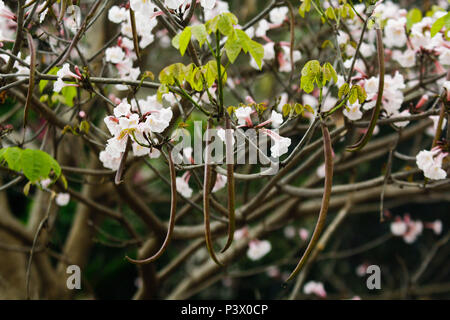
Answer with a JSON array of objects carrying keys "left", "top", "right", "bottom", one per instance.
[
  {"left": 390, "top": 214, "right": 442, "bottom": 244},
  {"left": 99, "top": 95, "right": 173, "bottom": 170},
  {"left": 416, "top": 147, "right": 448, "bottom": 180}
]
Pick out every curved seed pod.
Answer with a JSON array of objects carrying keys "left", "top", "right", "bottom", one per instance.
[
  {"left": 221, "top": 115, "right": 236, "bottom": 253},
  {"left": 129, "top": 8, "right": 141, "bottom": 62},
  {"left": 23, "top": 33, "right": 36, "bottom": 132},
  {"left": 204, "top": 119, "right": 223, "bottom": 266},
  {"left": 285, "top": 121, "right": 333, "bottom": 282},
  {"left": 114, "top": 138, "right": 131, "bottom": 185},
  {"left": 126, "top": 148, "right": 177, "bottom": 265},
  {"left": 347, "top": 28, "right": 385, "bottom": 152}
]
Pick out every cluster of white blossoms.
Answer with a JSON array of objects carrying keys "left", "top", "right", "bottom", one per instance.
[
  {"left": 232, "top": 227, "right": 272, "bottom": 261},
  {"left": 99, "top": 95, "right": 174, "bottom": 170},
  {"left": 390, "top": 214, "right": 442, "bottom": 244},
  {"left": 416, "top": 147, "right": 448, "bottom": 180}
]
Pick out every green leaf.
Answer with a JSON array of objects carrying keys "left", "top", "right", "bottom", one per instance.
[
  {"left": 217, "top": 14, "right": 234, "bottom": 36},
  {"left": 61, "top": 85, "right": 77, "bottom": 107},
  {"left": 225, "top": 33, "right": 242, "bottom": 63},
  {"left": 431, "top": 12, "right": 450, "bottom": 37},
  {"left": 0, "top": 147, "right": 62, "bottom": 183},
  {"left": 338, "top": 83, "right": 350, "bottom": 99},
  {"left": 299, "top": 0, "right": 312, "bottom": 18},
  {"left": 191, "top": 24, "right": 207, "bottom": 47},
  {"left": 282, "top": 104, "right": 291, "bottom": 117},
  {"left": 2, "top": 147, "right": 23, "bottom": 172},
  {"left": 179, "top": 27, "right": 192, "bottom": 56},
  {"left": 406, "top": 8, "right": 422, "bottom": 31},
  {"left": 355, "top": 85, "right": 367, "bottom": 104},
  {"left": 248, "top": 40, "right": 264, "bottom": 70},
  {"left": 39, "top": 66, "right": 60, "bottom": 93},
  {"left": 349, "top": 86, "right": 359, "bottom": 105}
]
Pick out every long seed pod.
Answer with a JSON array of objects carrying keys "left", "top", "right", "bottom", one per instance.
[
  {"left": 204, "top": 119, "right": 223, "bottom": 265},
  {"left": 285, "top": 121, "right": 334, "bottom": 282},
  {"left": 221, "top": 115, "right": 236, "bottom": 253},
  {"left": 114, "top": 137, "right": 131, "bottom": 185},
  {"left": 126, "top": 147, "right": 177, "bottom": 265},
  {"left": 129, "top": 8, "right": 141, "bottom": 63},
  {"left": 23, "top": 33, "right": 36, "bottom": 134},
  {"left": 346, "top": 27, "right": 385, "bottom": 152}
]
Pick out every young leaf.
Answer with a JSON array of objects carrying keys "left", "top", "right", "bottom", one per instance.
[
  {"left": 338, "top": 83, "right": 350, "bottom": 99},
  {"left": 191, "top": 24, "right": 207, "bottom": 47}
]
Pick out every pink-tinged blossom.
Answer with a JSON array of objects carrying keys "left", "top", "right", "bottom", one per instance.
[
  {"left": 247, "top": 240, "right": 272, "bottom": 261},
  {"left": 212, "top": 174, "right": 227, "bottom": 193},
  {"left": 343, "top": 103, "right": 363, "bottom": 121},
  {"left": 303, "top": 281, "right": 327, "bottom": 298},
  {"left": 176, "top": 172, "right": 193, "bottom": 198},
  {"left": 416, "top": 148, "right": 448, "bottom": 181},
  {"left": 55, "top": 193, "right": 70, "bottom": 206},
  {"left": 299, "top": 228, "right": 309, "bottom": 241},
  {"left": 425, "top": 220, "right": 443, "bottom": 235},
  {"left": 108, "top": 6, "right": 128, "bottom": 24}
]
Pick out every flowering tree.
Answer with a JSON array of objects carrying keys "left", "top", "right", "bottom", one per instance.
[{"left": 0, "top": 0, "right": 449, "bottom": 299}]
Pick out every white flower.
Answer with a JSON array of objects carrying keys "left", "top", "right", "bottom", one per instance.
[
  {"left": 212, "top": 174, "right": 227, "bottom": 193},
  {"left": 428, "top": 220, "right": 443, "bottom": 235},
  {"left": 403, "top": 221, "right": 423, "bottom": 244},
  {"left": 55, "top": 193, "right": 70, "bottom": 206},
  {"left": 439, "top": 48, "right": 450, "bottom": 65},
  {"left": 57, "top": 63, "right": 79, "bottom": 79},
  {"left": 423, "top": 160, "right": 447, "bottom": 180},
  {"left": 303, "top": 281, "right": 326, "bottom": 298},
  {"left": 141, "top": 108, "right": 173, "bottom": 133},
  {"left": 200, "top": 0, "right": 216, "bottom": 10},
  {"left": 426, "top": 115, "right": 447, "bottom": 137},
  {"left": 270, "top": 110, "right": 283, "bottom": 128},
  {"left": 99, "top": 150, "right": 121, "bottom": 171},
  {"left": 176, "top": 176, "right": 193, "bottom": 198},
  {"left": 360, "top": 42, "right": 375, "bottom": 58},
  {"left": 130, "top": 0, "right": 155, "bottom": 15},
  {"left": 40, "top": 178, "right": 52, "bottom": 188},
  {"left": 343, "top": 103, "right": 363, "bottom": 121},
  {"left": 165, "top": 0, "right": 186, "bottom": 10},
  {"left": 270, "top": 136, "right": 291, "bottom": 158},
  {"left": 393, "top": 49, "right": 416, "bottom": 68},
  {"left": 247, "top": 240, "right": 271, "bottom": 261},
  {"left": 235, "top": 106, "right": 253, "bottom": 126},
  {"left": 114, "top": 102, "right": 131, "bottom": 118},
  {"left": 108, "top": 6, "right": 128, "bottom": 24},
  {"left": 336, "top": 31, "right": 349, "bottom": 45},
  {"left": 105, "top": 46, "right": 126, "bottom": 64},
  {"left": 416, "top": 149, "right": 439, "bottom": 171},
  {"left": 384, "top": 18, "right": 407, "bottom": 48},
  {"left": 255, "top": 19, "right": 270, "bottom": 38},
  {"left": 53, "top": 78, "right": 74, "bottom": 93},
  {"left": 390, "top": 220, "right": 407, "bottom": 236},
  {"left": 263, "top": 42, "right": 276, "bottom": 61},
  {"left": 269, "top": 7, "right": 288, "bottom": 25}
]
